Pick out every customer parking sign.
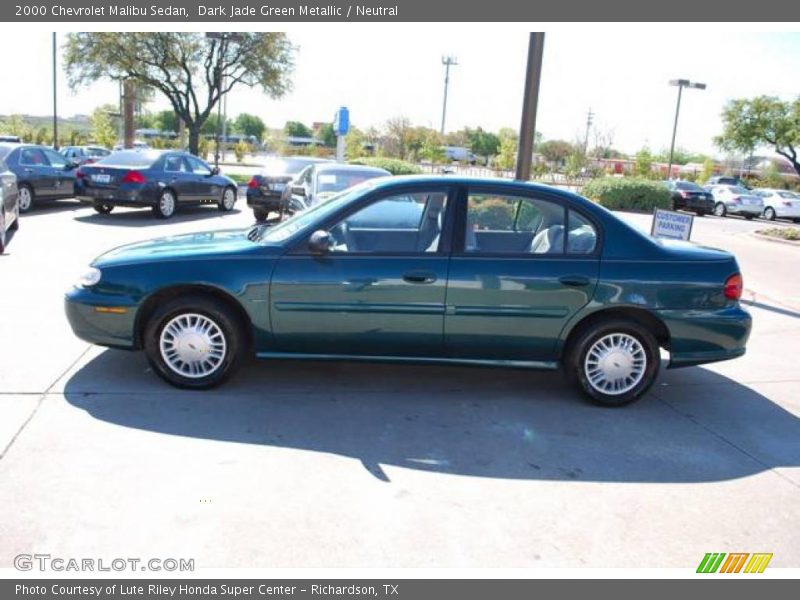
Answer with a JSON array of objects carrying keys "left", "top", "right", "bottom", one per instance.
[{"left": 651, "top": 208, "right": 694, "bottom": 241}]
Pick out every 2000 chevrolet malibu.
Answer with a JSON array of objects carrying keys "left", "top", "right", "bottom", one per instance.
[{"left": 65, "top": 176, "right": 752, "bottom": 406}]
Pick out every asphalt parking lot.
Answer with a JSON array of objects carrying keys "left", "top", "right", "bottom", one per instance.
[{"left": 0, "top": 197, "right": 798, "bottom": 569}]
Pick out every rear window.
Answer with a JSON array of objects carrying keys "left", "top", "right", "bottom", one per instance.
[
  {"left": 86, "top": 147, "right": 111, "bottom": 157},
  {"left": 96, "top": 151, "right": 158, "bottom": 168},
  {"left": 317, "top": 169, "right": 387, "bottom": 193}
]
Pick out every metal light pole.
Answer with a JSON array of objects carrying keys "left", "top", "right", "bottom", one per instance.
[
  {"left": 583, "top": 108, "right": 594, "bottom": 155},
  {"left": 52, "top": 32, "right": 58, "bottom": 149},
  {"left": 516, "top": 33, "right": 545, "bottom": 181},
  {"left": 440, "top": 55, "right": 458, "bottom": 135},
  {"left": 667, "top": 79, "right": 706, "bottom": 179}
]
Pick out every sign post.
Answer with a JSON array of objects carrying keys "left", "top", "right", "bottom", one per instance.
[
  {"left": 651, "top": 208, "right": 694, "bottom": 241},
  {"left": 333, "top": 106, "right": 349, "bottom": 163}
]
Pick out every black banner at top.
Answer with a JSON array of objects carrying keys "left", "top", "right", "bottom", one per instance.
[{"left": 2, "top": 0, "right": 799, "bottom": 22}]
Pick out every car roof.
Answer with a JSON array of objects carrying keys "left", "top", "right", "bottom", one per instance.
[{"left": 314, "top": 163, "right": 389, "bottom": 174}]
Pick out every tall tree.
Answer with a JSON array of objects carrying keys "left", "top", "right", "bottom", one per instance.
[
  {"left": 234, "top": 113, "right": 266, "bottom": 140},
  {"left": 284, "top": 121, "right": 312, "bottom": 138},
  {"left": 90, "top": 105, "right": 118, "bottom": 149},
  {"left": 64, "top": 32, "right": 294, "bottom": 155},
  {"left": 716, "top": 96, "right": 800, "bottom": 176}
]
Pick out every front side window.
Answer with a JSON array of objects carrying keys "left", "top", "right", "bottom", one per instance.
[
  {"left": 328, "top": 191, "right": 448, "bottom": 254},
  {"left": 43, "top": 149, "right": 68, "bottom": 168},
  {"left": 186, "top": 156, "right": 211, "bottom": 175},
  {"left": 465, "top": 193, "right": 564, "bottom": 254}
]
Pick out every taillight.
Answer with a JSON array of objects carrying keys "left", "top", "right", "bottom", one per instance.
[
  {"left": 724, "top": 273, "right": 743, "bottom": 301},
  {"left": 122, "top": 170, "right": 146, "bottom": 184},
  {"left": 679, "top": 191, "right": 689, "bottom": 198},
  {"left": 247, "top": 177, "right": 259, "bottom": 189},
  {"left": 75, "top": 169, "right": 85, "bottom": 179}
]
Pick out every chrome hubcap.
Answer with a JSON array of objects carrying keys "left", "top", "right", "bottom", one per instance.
[
  {"left": 159, "top": 313, "right": 227, "bottom": 378},
  {"left": 765, "top": 208, "right": 775, "bottom": 220},
  {"left": 160, "top": 193, "right": 175, "bottom": 216},
  {"left": 223, "top": 189, "right": 235, "bottom": 209},
  {"left": 715, "top": 204, "right": 724, "bottom": 216},
  {"left": 18, "top": 188, "right": 31, "bottom": 211},
  {"left": 584, "top": 333, "right": 647, "bottom": 395}
]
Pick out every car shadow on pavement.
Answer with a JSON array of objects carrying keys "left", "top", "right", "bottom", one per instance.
[
  {"left": 74, "top": 206, "right": 243, "bottom": 227},
  {"left": 17, "top": 199, "right": 87, "bottom": 216},
  {"left": 63, "top": 349, "right": 800, "bottom": 484}
]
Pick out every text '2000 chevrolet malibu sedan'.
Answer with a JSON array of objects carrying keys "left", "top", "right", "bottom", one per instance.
[{"left": 65, "top": 176, "right": 752, "bottom": 406}]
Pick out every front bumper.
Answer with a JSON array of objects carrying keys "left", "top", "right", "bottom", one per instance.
[
  {"left": 657, "top": 305, "right": 752, "bottom": 368},
  {"left": 65, "top": 287, "right": 138, "bottom": 350}
]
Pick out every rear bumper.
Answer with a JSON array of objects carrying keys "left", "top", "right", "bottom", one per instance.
[
  {"left": 77, "top": 186, "right": 155, "bottom": 207},
  {"left": 65, "top": 287, "right": 138, "bottom": 350},
  {"left": 727, "top": 205, "right": 762, "bottom": 216},
  {"left": 681, "top": 198, "right": 714, "bottom": 212},
  {"left": 656, "top": 305, "right": 752, "bottom": 368},
  {"left": 772, "top": 206, "right": 800, "bottom": 219},
  {"left": 246, "top": 188, "right": 287, "bottom": 211}
]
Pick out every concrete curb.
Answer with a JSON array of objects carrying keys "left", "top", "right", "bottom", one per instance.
[{"left": 751, "top": 231, "right": 800, "bottom": 247}]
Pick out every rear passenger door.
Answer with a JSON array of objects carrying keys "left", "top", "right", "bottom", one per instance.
[
  {"left": 162, "top": 154, "right": 196, "bottom": 202},
  {"left": 444, "top": 187, "right": 601, "bottom": 362}
]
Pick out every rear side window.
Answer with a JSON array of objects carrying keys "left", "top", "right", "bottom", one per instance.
[
  {"left": 567, "top": 210, "right": 597, "bottom": 254},
  {"left": 19, "top": 148, "right": 47, "bottom": 166}
]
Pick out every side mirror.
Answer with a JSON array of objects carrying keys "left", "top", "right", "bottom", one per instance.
[
  {"left": 292, "top": 185, "right": 306, "bottom": 197},
  {"left": 308, "top": 230, "right": 333, "bottom": 254},
  {"left": 210, "top": 166, "right": 220, "bottom": 176}
]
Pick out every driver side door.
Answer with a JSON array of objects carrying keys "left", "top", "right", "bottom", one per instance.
[{"left": 269, "top": 185, "right": 454, "bottom": 357}]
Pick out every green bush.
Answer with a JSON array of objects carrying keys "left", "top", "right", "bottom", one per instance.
[
  {"left": 349, "top": 157, "right": 422, "bottom": 175},
  {"left": 582, "top": 177, "right": 671, "bottom": 212}
]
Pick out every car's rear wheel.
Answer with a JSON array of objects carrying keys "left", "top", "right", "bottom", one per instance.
[
  {"left": 714, "top": 202, "right": 727, "bottom": 217},
  {"left": 253, "top": 207, "right": 269, "bottom": 222},
  {"left": 695, "top": 210, "right": 706, "bottom": 216},
  {"left": 763, "top": 207, "right": 776, "bottom": 221},
  {"left": 153, "top": 189, "right": 177, "bottom": 219},
  {"left": 567, "top": 319, "right": 660, "bottom": 407},
  {"left": 93, "top": 202, "right": 114, "bottom": 214},
  {"left": 744, "top": 214, "right": 754, "bottom": 220},
  {"left": 143, "top": 295, "right": 247, "bottom": 389},
  {"left": 219, "top": 186, "right": 236, "bottom": 212},
  {"left": 0, "top": 220, "right": 6, "bottom": 255},
  {"left": 17, "top": 185, "right": 34, "bottom": 213}
]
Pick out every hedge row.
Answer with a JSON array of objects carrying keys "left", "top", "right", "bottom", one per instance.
[
  {"left": 349, "top": 157, "right": 422, "bottom": 175},
  {"left": 582, "top": 177, "right": 671, "bottom": 212}
]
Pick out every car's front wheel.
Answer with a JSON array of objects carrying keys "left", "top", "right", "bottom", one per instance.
[
  {"left": 218, "top": 186, "right": 236, "bottom": 212},
  {"left": 567, "top": 319, "right": 660, "bottom": 407},
  {"left": 93, "top": 202, "right": 114, "bottom": 214},
  {"left": 17, "top": 184, "right": 34, "bottom": 213},
  {"left": 144, "top": 295, "right": 247, "bottom": 389},
  {"left": 714, "top": 202, "right": 727, "bottom": 217},
  {"left": 152, "top": 189, "right": 177, "bottom": 219},
  {"left": 763, "top": 207, "right": 776, "bottom": 221}
]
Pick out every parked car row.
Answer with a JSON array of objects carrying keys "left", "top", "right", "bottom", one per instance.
[{"left": 665, "top": 179, "right": 800, "bottom": 222}]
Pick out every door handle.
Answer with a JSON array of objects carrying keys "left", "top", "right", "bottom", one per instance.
[
  {"left": 403, "top": 270, "right": 437, "bottom": 284},
  {"left": 559, "top": 275, "right": 591, "bottom": 287},
  {"left": 24, "top": 168, "right": 34, "bottom": 173}
]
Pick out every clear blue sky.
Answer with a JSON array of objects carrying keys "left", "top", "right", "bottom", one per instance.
[{"left": 2, "top": 26, "right": 799, "bottom": 157}]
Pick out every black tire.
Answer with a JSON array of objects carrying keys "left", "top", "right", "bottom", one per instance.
[
  {"left": 0, "top": 224, "right": 5, "bottom": 255},
  {"left": 763, "top": 207, "right": 776, "bottom": 221},
  {"left": 671, "top": 200, "right": 678, "bottom": 211},
  {"left": 143, "top": 295, "right": 248, "bottom": 389},
  {"left": 218, "top": 186, "right": 237, "bottom": 212},
  {"left": 566, "top": 318, "right": 660, "bottom": 407},
  {"left": 253, "top": 207, "right": 269, "bottom": 222},
  {"left": 93, "top": 202, "right": 114, "bottom": 214},
  {"left": 714, "top": 202, "right": 727, "bottom": 217},
  {"left": 9, "top": 204, "right": 19, "bottom": 231},
  {"left": 695, "top": 210, "right": 706, "bottom": 217},
  {"left": 17, "top": 184, "right": 34, "bottom": 213},
  {"left": 744, "top": 214, "right": 754, "bottom": 220},
  {"left": 152, "top": 189, "right": 177, "bottom": 219}
]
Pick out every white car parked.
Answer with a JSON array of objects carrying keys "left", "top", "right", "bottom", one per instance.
[
  {"left": 753, "top": 188, "right": 800, "bottom": 222},
  {"left": 705, "top": 184, "right": 764, "bottom": 219}
]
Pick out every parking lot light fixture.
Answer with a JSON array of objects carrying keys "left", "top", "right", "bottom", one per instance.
[{"left": 667, "top": 79, "right": 706, "bottom": 180}]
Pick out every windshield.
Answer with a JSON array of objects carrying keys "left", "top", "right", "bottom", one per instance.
[
  {"left": 96, "top": 150, "right": 159, "bottom": 168},
  {"left": 86, "top": 147, "right": 111, "bottom": 157},
  {"left": 316, "top": 169, "right": 385, "bottom": 194},
  {"left": 256, "top": 179, "right": 380, "bottom": 243},
  {"left": 727, "top": 186, "right": 751, "bottom": 194},
  {"left": 675, "top": 181, "right": 703, "bottom": 191},
  {"left": 778, "top": 191, "right": 799, "bottom": 199}
]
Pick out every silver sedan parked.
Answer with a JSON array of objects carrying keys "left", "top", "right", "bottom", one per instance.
[
  {"left": 705, "top": 184, "right": 764, "bottom": 219},
  {"left": 753, "top": 188, "right": 800, "bottom": 223}
]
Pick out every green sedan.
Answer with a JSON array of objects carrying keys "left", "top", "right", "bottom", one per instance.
[{"left": 65, "top": 176, "right": 751, "bottom": 406}]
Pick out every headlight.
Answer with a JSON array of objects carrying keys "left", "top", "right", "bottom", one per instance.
[{"left": 77, "top": 267, "right": 101, "bottom": 287}]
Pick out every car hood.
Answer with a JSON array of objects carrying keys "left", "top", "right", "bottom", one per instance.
[
  {"left": 93, "top": 228, "right": 274, "bottom": 267},
  {"left": 655, "top": 238, "right": 734, "bottom": 261}
]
